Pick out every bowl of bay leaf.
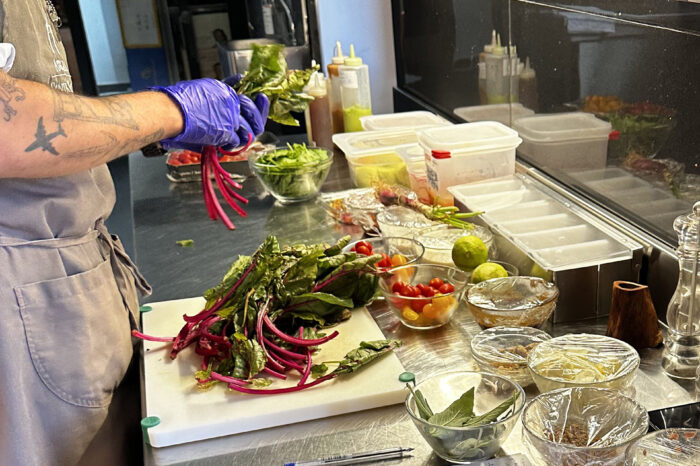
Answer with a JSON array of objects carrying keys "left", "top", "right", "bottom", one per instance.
[{"left": 404, "top": 371, "right": 525, "bottom": 463}]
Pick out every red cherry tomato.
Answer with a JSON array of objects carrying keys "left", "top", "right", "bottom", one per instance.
[
  {"left": 429, "top": 278, "right": 444, "bottom": 288},
  {"left": 350, "top": 245, "right": 357, "bottom": 252},
  {"left": 391, "top": 295, "right": 408, "bottom": 309},
  {"left": 420, "top": 286, "right": 436, "bottom": 297},
  {"left": 439, "top": 283, "right": 455, "bottom": 294},
  {"left": 392, "top": 282, "right": 405, "bottom": 293},
  {"left": 356, "top": 245, "right": 371, "bottom": 256},
  {"left": 356, "top": 241, "right": 373, "bottom": 252},
  {"left": 411, "top": 298, "right": 428, "bottom": 312}
]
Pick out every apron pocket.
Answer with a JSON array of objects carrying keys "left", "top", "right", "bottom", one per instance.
[{"left": 14, "top": 259, "right": 133, "bottom": 408}]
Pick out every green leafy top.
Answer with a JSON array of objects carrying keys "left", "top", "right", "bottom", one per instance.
[{"left": 234, "top": 44, "right": 319, "bottom": 126}]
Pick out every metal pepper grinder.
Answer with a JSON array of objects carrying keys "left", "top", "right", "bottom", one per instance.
[{"left": 662, "top": 201, "right": 700, "bottom": 379}]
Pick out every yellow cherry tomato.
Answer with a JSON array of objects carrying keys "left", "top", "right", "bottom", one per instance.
[
  {"left": 401, "top": 307, "right": 420, "bottom": 321},
  {"left": 390, "top": 254, "right": 408, "bottom": 267},
  {"left": 422, "top": 303, "right": 439, "bottom": 319}
]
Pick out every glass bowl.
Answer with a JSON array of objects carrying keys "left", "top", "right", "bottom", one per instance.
[
  {"left": 625, "top": 428, "right": 700, "bottom": 465},
  {"left": 466, "top": 276, "right": 559, "bottom": 328},
  {"left": 406, "top": 371, "right": 526, "bottom": 464},
  {"left": 250, "top": 146, "right": 333, "bottom": 204},
  {"left": 527, "top": 333, "right": 640, "bottom": 393},
  {"left": 376, "top": 206, "right": 434, "bottom": 238},
  {"left": 379, "top": 264, "right": 468, "bottom": 329},
  {"left": 470, "top": 326, "right": 551, "bottom": 387},
  {"left": 413, "top": 224, "right": 495, "bottom": 266},
  {"left": 522, "top": 387, "right": 648, "bottom": 466},
  {"left": 342, "top": 237, "right": 425, "bottom": 269}
]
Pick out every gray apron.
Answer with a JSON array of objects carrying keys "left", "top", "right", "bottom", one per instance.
[{"left": 0, "top": 1, "right": 150, "bottom": 464}]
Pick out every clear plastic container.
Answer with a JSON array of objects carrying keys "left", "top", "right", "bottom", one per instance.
[
  {"left": 448, "top": 175, "right": 637, "bottom": 272},
  {"left": 345, "top": 151, "right": 409, "bottom": 188},
  {"left": 332, "top": 129, "right": 418, "bottom": 156},
  {"left": 625, "top": 428, "right": 700, "bottom": 465},
  {"left": 467, "top": 276, "right": 559, "bottom": 328},
  {"left": 470, "top": 326, "right": 551, "bottom": 387},
  {"left": 454, "top": 103, "right": 535, "bottom": 127},
  {"left": 376, "top": 206, "right": 434, "bottom": 238},
  {"left": 418, "top": 122, "right": 522, "bottom": 206},
  {"left": 413, "top": 224, "right": 495, "bottom": 266},
  {"left": 522, "top": 387, "right": 648, "bottom": 466},
  {"left": 406, "top": 155, "right": 431, "bottom": 204},
  {"left": 360, "top": 111, "right": 450, "bottom": 131},
  {"left": 527, "top": 334, "right": 640, "bottom": 393},
  {"left": 513, "top": 112, "right": 612, "bottom": 170}
]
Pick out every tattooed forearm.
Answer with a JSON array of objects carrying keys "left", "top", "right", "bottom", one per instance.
[
  {"left": 24, "top": 117, "right": 66, "bottom": 156},
  {"left": 61, "top": 128, "right": 165, "bottom": 161},
  {"left": 0, "top": 73, "right": 26, "bottom": 122},
  {"left": 53, "top": 92, "right": 140, "bottom": 130}
]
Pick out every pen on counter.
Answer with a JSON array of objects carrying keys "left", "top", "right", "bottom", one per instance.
[{"left": 283, "top": 446, "right": 414, "bottom": 466}]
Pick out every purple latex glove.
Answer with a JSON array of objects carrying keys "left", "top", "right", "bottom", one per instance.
[
  {"left": 152, "top": 78, "right": 267, "bottom": 151},
  {"left": 223, "top": 74, "right": 269, "bottom": 142}
]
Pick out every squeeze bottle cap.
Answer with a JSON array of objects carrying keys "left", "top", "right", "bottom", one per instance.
[
  {"left": 484, "top": 29, "right": 497, "bottom": 53},
  {"left": 331, "top": 41, "right": 345, "bottom": 64},
  {"left": 304, "top": 70, "right": 326, "bottom": 97},
  {"left": 344, "top": 43, "right": 363, "bottom": 66},
  {"left": 492, "top": 33, "right": 505, "bottom": 55},
  {"left": 520, "top": 57, "right": 536, "bottom": 78}
]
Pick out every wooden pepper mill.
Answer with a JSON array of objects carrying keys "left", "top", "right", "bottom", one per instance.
[{"left": 606, "top": 281, "right": 663, "bottom": 348}]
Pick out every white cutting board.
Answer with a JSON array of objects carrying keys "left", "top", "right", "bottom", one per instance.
[{"left": 141, "top": 297, "right": 406, "bottom": 448}]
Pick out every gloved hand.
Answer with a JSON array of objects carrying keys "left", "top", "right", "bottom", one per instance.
[
  {"left": 152, "top": 78, "right": 268, "bottom": 151},
  {"left": 223, "top": 74, "right": 269, "bottom": 142}
]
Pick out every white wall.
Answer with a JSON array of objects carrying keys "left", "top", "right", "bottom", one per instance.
[
  {"left": 316, "top": 0, "right": 397, "bottom": 114},
  {"left": 78, "top": 0, "right": 130, "bottom": 86}
]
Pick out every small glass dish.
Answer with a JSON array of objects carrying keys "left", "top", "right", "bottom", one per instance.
[
  {"left": 250, "top": 146, "right": 333, "bottom": 204},
  {"left": 466, "top": 276, "right": 559, "bottom": 328},
  {"left": 378, "top": 264, "right": 468, "bottom": 329},
  {"left": 406, "top": 371, "right": 526, "bottom": 464},
  {"left": 522, "top": 387, "right": 648, "bottom": 466},
  {"left": 625, "top": 428, "right": 700, "bottom": 465},
  {"left": 527, "top": 333, "right": 640, "bottom": 393},
  {"left": 414, "top": 224, "right": 495, "bottom": 266},
  {"left": 342, "top": 237, "right": 425, "bottom": 269},
  {"left": 470, "top": 326, "right": 551, "bottom": 387},
  {"left": 376, "top": 206, "right": 434, "bottom": 238}
]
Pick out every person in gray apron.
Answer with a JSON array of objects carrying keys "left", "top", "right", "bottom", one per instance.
[{"left": 0, "top": 1, "right": 267, "bottom": 464}]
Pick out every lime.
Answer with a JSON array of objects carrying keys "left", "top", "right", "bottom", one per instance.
[
  {"left": 451, "top": 235, "right": 488, "bottom": 271},
  {"left": 530, "top": 263, "right": 553, "bottom": 281},
  {"left": 471, "top": 262, "right": 508, "bottom": 283}
]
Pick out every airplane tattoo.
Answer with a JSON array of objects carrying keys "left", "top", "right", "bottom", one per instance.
[{"left": 25, "top": 116, "right": 67, "bottom": 156}]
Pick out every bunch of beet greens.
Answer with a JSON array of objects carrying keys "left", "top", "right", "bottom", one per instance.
[
  {"left": 201, "top": 44, "right": 319, "bottom": 229},
  {"left": 134, "top": 235, "right": 401, "bottom": 394}
]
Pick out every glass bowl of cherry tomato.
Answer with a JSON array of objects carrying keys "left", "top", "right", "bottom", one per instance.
[
  {"left": 343, "top": 237, "right": 425, "bottom": 269},
  {"left": 379, "top": 264, "right": 469, "bottom": 329}
]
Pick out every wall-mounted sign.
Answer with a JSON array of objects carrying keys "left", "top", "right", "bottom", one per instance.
[{"left": 116, "top": 0, "right": 162, "bottom": 48}]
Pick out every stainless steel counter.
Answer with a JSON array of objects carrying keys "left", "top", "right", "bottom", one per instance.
[{"left": 130, "top": 146, "right": 696, "bottom": 466}]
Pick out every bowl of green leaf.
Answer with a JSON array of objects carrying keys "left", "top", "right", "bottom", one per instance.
[
  {"left": 403, "top": 371, "right": 525, "bottom": 464},
  {"left": 251, "top": 143, "right": 333, "bottom": 204}
]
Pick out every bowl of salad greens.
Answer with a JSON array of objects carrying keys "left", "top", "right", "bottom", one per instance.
[
  {"left": 251, "top": 143, "right": 333, "bottom": 204},
  {"left": 404, "top": 371, "right": 525, "bottom": 463}
]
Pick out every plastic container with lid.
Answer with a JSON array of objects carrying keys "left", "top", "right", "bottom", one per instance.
[
  {"left": 332, "top": 129, "right": 418, "bottom": 157},
  {"left": 359, "top": 111, "right": 450, "bottom": 131},
  {"left": 513, "top": 112, "right": 612, "bottom": 170},
  {"left": 345, "top": 151, "right": 409, "bottom": 188},
  {"left": 339, "top": 44, "right": 371, "bottom": 132},
  {"left": 454, "top": 103, "right": 535, "bottom": 127},
  {"left": 418, "top": 122, "right": 522, "bottom": 206}
]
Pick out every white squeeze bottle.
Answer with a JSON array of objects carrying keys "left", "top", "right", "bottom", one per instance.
[
  {"left": 339, "top": 44, "right": 372, "bottom": 132},
  {"left": 327, "top": 41, "right": 346, "bottom": 134}
]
